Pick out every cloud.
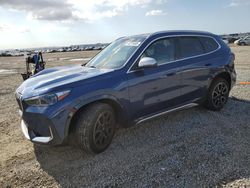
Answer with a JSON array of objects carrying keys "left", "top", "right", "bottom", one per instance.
[
  {"left": 19, "top": 28, "right": 30, "bottom": 33},
  {"left": 145, "top": 9, "right": 166, "bottom": 16},
  {"left": 0, "top": 0, "right": 153, "bottom": 21},
  {"left": 155, "top": 0, "right": 168, "bottom": 4},
  {"left": 0, "top": 0, "right": 168, "bottom": 22},
  {"left": 69, "top": 0, "right": 153, "bottom": 22},
  {"left": 0, "top": 24, "right": 30, "bottom": 33},
  {"left": 0, "top": 0, "right": 75, "bottom": 21},
  {"left": 0, "top": 25, "right": 13, "bottom": 32},
  {"left": 228, "top": 0, "right": 250, "bottom": 7}
]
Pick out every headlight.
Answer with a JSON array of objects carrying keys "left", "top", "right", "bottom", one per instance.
[{"left": 25, "top": 90, "right": 70, "bottom": 106}]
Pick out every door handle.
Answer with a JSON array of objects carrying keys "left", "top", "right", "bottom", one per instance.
[{"left": 205, "top": 63, "right": 212, "bottom": 67}]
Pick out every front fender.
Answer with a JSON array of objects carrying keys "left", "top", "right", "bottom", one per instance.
[
  {"left": 74, "top": 94, "right": 125, "bottom": 110},
  {"left": 64, "top": 93, "right": 129, "bottom": 139}
]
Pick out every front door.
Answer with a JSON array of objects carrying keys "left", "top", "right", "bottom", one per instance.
[{"left": 127, "top": 37, "right": 182, "bottom": 120}]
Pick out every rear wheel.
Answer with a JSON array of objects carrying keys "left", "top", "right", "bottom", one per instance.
[
  {"left": 75, "top": 103, "right": 116, "bottom": 154},
  {"left": 205, "top": 78, "right": 230, "bottom": 111}
]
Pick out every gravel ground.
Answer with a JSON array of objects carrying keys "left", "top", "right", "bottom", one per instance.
[{"left": 0, "top": 46, "right": 249, "bottom": 187}]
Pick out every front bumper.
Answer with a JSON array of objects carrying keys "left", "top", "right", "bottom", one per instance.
[
  {"left": 21, "top": 119, "right": 53, "bottom": 143},
  {"left": 16, "top": 97, "right": 72, "bottom": 145}
]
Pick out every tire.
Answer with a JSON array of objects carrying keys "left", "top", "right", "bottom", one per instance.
[
  {"left": 205, "top": 78, "right": 230, "bottom": 111},
  {"left": 75, "top": 103, "right": 116, "bottom": 154}
]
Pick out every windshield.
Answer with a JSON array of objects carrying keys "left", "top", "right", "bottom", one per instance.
[{"left": 85, "top": 36, "right": 147, "bottom": 69}]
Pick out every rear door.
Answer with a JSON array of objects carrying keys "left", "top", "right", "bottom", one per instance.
[
  {"left": 127, "top": 37, "right": 182, "bottom": 120},
  {"left": 177, "top": 36, "right": 220, "bottom": 103}
]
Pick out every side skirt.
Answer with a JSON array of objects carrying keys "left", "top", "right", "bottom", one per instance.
[{"left": 135, "top": 103, "right": 199, "bottom": 125}]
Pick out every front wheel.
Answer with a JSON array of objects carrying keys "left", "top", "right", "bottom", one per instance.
[
  {"left": 205, "top": 78, "right": 230, "bottom": 111},
  {"left": 75, "top": 103, "right": 116, "bottom": 154}
]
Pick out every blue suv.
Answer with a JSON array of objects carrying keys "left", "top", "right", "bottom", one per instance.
[{"left": 16, "top": 30, "right": 236, "bottom": 153}]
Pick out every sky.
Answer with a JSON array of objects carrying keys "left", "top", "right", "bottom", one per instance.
[{"left": 0, "top": 0, "right": 250, "bottom": 50}]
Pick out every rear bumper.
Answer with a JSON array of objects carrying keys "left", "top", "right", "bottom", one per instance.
[{"left": 231, "top": 69, "right": 237, "bottom": 88}]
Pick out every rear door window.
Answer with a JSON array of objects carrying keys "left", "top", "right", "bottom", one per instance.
[
  {"left": 178, "top": 37, "right": 204, "bottom": 59},
  {"left": 199, "top": 37, "right": 219, "bottom": 53}
]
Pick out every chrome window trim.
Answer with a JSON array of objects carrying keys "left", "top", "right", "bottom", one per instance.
[{"left": 126, "top": 35, "right": 221, "bottom": 74}]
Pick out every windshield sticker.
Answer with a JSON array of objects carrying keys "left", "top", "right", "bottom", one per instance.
[{"left": 125, "top": 41, "right": 141, "bottom": 46}]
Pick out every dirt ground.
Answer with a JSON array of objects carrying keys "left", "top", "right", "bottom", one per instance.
[{"left": 0, "top": 47, "right": 249, "bottom": 187}]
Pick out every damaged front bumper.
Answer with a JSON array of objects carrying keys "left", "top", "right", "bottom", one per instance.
[
  {"left": 21, "top": 119, "right": 53, "bottom": 144},
  {"left": 16, "top": 93, "right": 72, "bottom": 146}
]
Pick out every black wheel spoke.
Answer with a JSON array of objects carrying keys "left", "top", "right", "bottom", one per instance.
[
  {"left": 93, "top": 110, "right": 114, "bottom": 149},
  {"left": 95, "top": 133, "right": 104, "bottom": 145},
  {"left": 213, "top": 90, "right": 219, "bottom": 96},
  {"left": 221, "top": 96, "right": 226, "bottom": 103},
  {"left": 222, "top": 87, "right": 228, "bottom": 95},
  {"left": 211, "top": 81, "right": 229, "bottom": 108},
  {"left": 76, "top": 104, "right": 116, "bottom": 154}
]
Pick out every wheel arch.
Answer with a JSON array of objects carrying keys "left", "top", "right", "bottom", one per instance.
[
  {"left": 209, "top": 71, "right": 232, "bottom": 90},
  {"left": 66, "top": 96, "right": 127, "bottom": 137}
]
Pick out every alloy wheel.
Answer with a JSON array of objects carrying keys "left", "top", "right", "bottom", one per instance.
[
  {"left": 212, "top": 82, "right": 229, "bottom": 108},
  {"left": 93, "top": 111, "right": 115, "bottom": 149}
]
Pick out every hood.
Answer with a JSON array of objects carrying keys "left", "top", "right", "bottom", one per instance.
[{"left": 16, "top": 65, "right": 113, "bottom": 98}]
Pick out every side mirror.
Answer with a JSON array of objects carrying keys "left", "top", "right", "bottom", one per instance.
[{"left": 138, "top": 57, "right": 157, "bottom": 68}]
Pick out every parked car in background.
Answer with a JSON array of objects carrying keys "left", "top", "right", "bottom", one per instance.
[
  {"left": 222, "top": 37, "right": 229, "bottom": 44},
  {"left": 228, "top": 37, "right": 238, "bottom": 43},
  {"left": 16, "top": 30, "right": 236, "bottom": 154},
  {"left": 234, "top": 36, "right": 250, "bottom": 45}
]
